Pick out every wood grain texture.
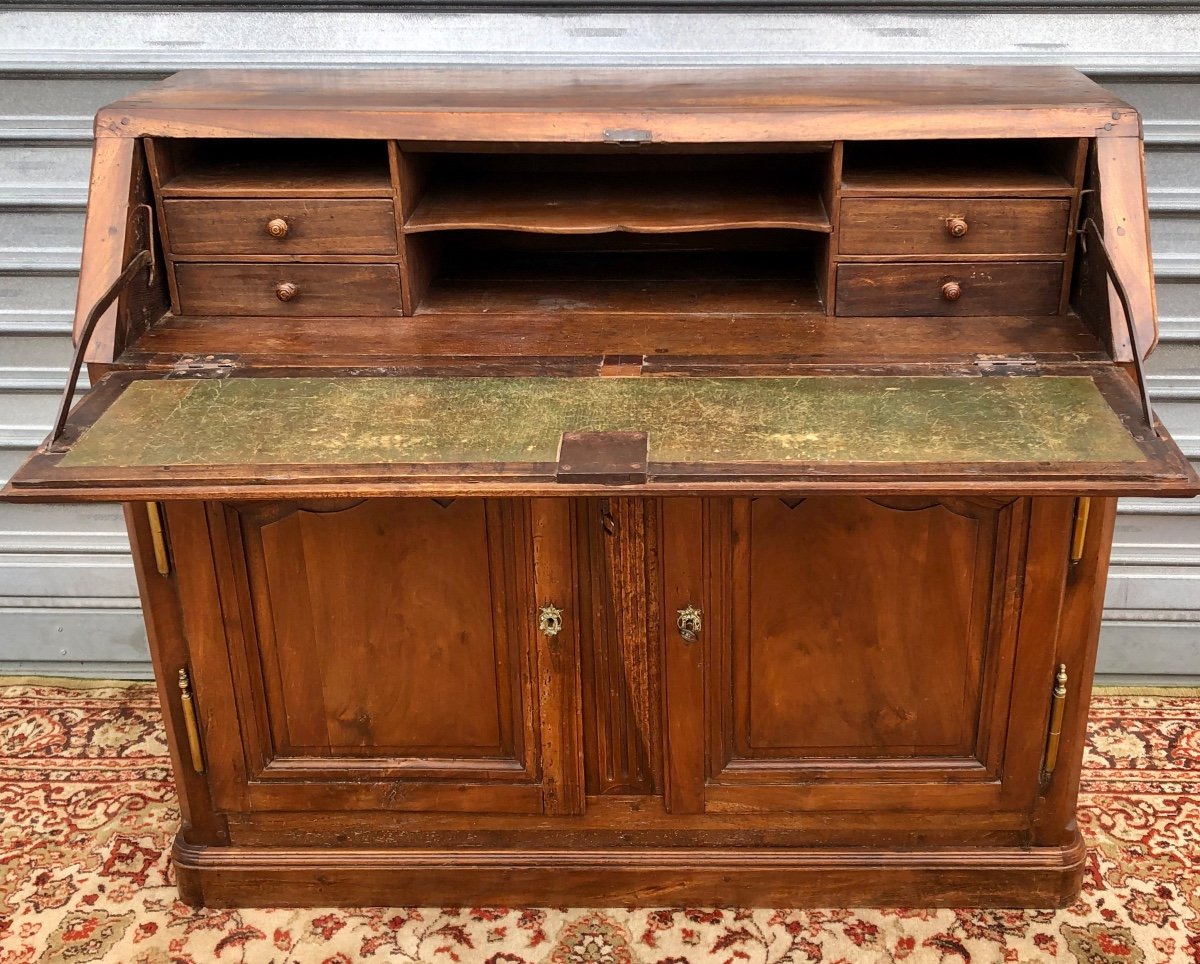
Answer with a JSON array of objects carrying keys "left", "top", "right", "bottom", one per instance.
[
  {"left": 736, "top": 497, "right": 993, "bottom": 756},
  {"left": 530, "top": 497, "right": 586, "bottom": 815},
  {"left": 164, "top": 199, "right": 399, "bottom": 256},
  {"left": 659, "top": 498, "right": 707, "bottom": 815},
  {"left": 127, "top": 313, "right": 1108, "bottom": 363},
  {"left": 839, "top": 166, "right": 1075, "bottom": 198},
  {"left": 123, "top": 502, "right": 228, "bottom": 847},
  {"left": 172, "top": 834, "right": 1088, "bottom": 909},
  {"left": 162, "top": 501, "right": 250, "bottom": 814},
  {"left": 670, "top": 496, "right": 1049, "bottom": 814},
  {"left": 158, "top": 158, "right": 392, "bottom": 199},
  {"left": 96, "top": 66, "right": 1137, "bottom": 142},
  {"left": 12, "top": 67, "right": 1192, "bottom": 910},
  {"left": 839, "top": 198, "right": 1070, "bottom": 256},
  {"left": 246, "top": 500, "right": 512, "bottom": 755},
  {"left": 185, "top": 498, "right": 564, "bottom": 815},
  {"left": 1094, "top": 137, "right": 1159, "bottom": 359},
  {"left": 174, "top": 263, "right": 402, "bottom": 316},
  {"left": 406, "top": 172, "right": 830, "bottom": 234},
  {"left": 576, "top": 498, "right": 661, "bottom": 795},
  {"left": 836, "top": 262, "right": 1063, "bottom": 317},
  {"left": 1032, "top": 497, "right": 1118, "bottom": 846},
  {"left": 75, "top": 136, "right": 136, "bottom": 365}
]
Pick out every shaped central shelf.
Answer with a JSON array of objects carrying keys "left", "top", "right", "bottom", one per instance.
[{"left": 405, "top": 172, "right": 832, "bottom": 235}]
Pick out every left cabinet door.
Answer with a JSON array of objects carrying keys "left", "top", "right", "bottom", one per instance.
[{"left": 167, "top": 497, "right": 581, "bottom": 815}]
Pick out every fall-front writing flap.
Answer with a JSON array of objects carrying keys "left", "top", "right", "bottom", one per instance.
[{"left": 4, "top": 368, "right": 1196, "bottom": 500}]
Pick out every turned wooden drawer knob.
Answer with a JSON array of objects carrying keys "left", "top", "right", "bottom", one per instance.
[
  {"left": 275, "top": 281, "right": 298, "bottom": 302},
  {"left": 946, "top": 216, "right": 969, "bottom": 238},
  {"left": 941, "top": 280, "right": 963, "bottom": 302},
  {"left": 266, "top": 217, "right": 289, "bottom": 239}
]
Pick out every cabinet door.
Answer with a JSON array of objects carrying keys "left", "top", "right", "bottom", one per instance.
[
  {"left": 661, "top": 495, "right": 1067, "bottom": 816},
  {"left": 171, "top": 498, "right": 580, "bottom": 815}
]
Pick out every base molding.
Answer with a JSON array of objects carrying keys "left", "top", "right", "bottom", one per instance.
[{"left": 173, "top": 834, "right": 1086, "bottom": 908}]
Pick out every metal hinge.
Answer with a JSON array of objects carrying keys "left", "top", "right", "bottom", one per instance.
[
  {"left": 145, "top": 502, "right": 171, "bottom": 577},
  {"left": 178, "top": 667, "right": 206, "bottom": 774},
  {"left": 1041, "top": 663, "right": 1069, "bottom": 783},
  {"left": 1070, "top": 497, "right": 1092, "bottom": 565},
  {"left": 169, "top": 355, "right": 239, "bottom": 378},
  {"left": 974, "top": 356, "right": 1039, "bottom": 374}
]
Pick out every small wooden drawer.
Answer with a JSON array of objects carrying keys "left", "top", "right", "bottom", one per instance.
[
  {"left": 163, "top": 199, "right": 398, "bottom": 256},
  {"left": 175, "top": 263, "right": 403, "bottom": 316},
  {"left": 839, "top": 198, "right": 1070, "bottom": 256},
  {"left": 835, "top": 262, "right": 1063, "bottom": 317}
]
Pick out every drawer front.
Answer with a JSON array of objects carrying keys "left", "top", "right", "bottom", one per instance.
[
  {"left": 175, "top": 263, "right": 403, "bottom": 316},
  {"left": 164, "top": 198, "right": 399, "bottom": 256},
  {"left": 839, "top": 198, "right": 1070, "bottom": 256},
  {"left": 835, "top": 262, "right": 1063, "bottom": 317}
]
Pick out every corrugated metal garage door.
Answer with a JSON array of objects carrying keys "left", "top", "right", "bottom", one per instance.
[{"left": 1, "top": 8, "right": 1196, "bottom": 680}]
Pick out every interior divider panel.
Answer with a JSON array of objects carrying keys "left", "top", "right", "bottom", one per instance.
[
  {"left": 405, "top": 171, "right": 831, "bottom": 234},
  {"left": 838, "top": 138, "right": 1080, "bottom": 197},
  {"left": 152, "top": 138, "right": 394, "bottom": 198}
]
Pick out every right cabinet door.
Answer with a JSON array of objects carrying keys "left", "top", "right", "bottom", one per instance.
[{"left": 660, "top": 495, "right": 1069, "bottom": 816}]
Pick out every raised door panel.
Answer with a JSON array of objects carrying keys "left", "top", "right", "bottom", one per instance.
[
  {"left": 662, "top": 496, "right": 1061, "bottom": 815},
  {"left": 177, "top": 497, "right": 578, "bottom": 814},
  {"left": 249, "top": 498, "right": 514, "bottom": 759},
  {"left": 735, "top": 495, "right": 993, "bottom": 758}
]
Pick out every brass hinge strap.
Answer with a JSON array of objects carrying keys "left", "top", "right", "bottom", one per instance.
[
  {"left": 178, "top": 668, "right": 206, "bottom": 774},
  {"left": 1070, "top": 497, "right": 1092, "bottom": 565},
  {"left": 1042, "top": 663, "right": 1069, "bottom": 780},
  {"left": 145, "top": 502, "right": 170, "bottom": 576}
]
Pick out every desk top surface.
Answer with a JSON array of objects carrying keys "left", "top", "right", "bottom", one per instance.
[{"left": 96, "top": 66, "right": 1137, "bottom": 141}]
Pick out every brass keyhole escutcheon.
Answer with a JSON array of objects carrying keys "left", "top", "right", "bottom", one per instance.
[
  {"left": 677, "top": 605, "right": 702, "bottom": 643},
  {"left": 266, "top": 217, "right": 289, "bottom": 239},
  {"left": 946, "top": 216, "right": 969, "bottom": 238},
  {"left": 538, "top": 604, "right": 564, "bottom": 637}
]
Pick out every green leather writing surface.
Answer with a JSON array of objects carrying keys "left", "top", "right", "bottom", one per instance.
[{"left": 59, "top": 375, "right": 1145, "bottom": 468}]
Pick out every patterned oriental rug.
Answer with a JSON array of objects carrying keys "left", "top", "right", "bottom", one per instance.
[{"left": 0, "top": 680, "right": 1197, "bottom": 964}]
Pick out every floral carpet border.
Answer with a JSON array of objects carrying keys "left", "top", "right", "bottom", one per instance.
[{"left": 0, "top": 680, "right": 1197, "bottom": 963}]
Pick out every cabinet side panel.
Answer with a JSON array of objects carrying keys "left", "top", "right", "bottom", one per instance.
[
  {"left": 999, "top": 497, "right": 1075, "bottom": 811},
  {"left": 1034, "top": 497, "right": 1118, "bottom": 846},
  {"left": 76, "top": 136, "right": 134, "bottom": 363},
  {"left": 1095, "top": 135, "right": 1158, "bottom": 359},
  {"left": 164, "top": 501, "right": 250, "bottom": 813},
  {"left": 123, "top": 502, "right": 227, "bottom": 845}
]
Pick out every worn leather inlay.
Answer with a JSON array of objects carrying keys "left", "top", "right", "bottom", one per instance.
[{"left": 58, "top": 375, "right": 1146, "bottom": 468}]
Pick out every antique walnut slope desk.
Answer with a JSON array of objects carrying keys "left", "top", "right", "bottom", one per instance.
[{"left": 4, "top": 67, "right": 1198, "bottom": 909}]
